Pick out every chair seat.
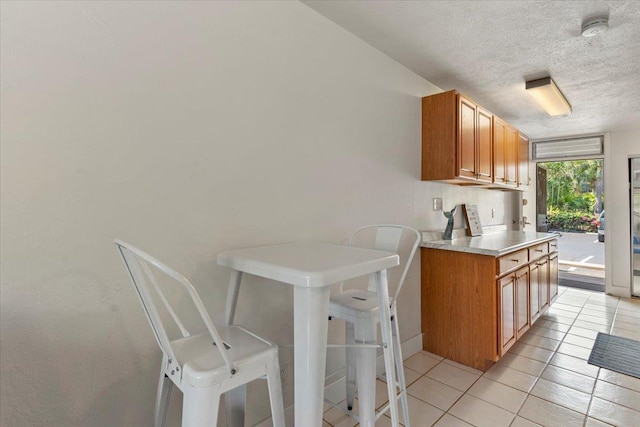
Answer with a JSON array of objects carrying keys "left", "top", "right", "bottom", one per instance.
[
  {"left": 172, "top": 325, "right": 278, "bottom": 388},
  {"left": 330, "top": 289, "right": 381, "bottom": 322}
]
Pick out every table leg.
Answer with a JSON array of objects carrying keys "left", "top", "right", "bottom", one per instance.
[
  {"left": 354, "top": 317, "right": 378, "bottom": 427},
  {"left": 376, "top": 269, "right": 400, "bottom": 427},
  {"left": 224, "top": 271, "right": 245, "bottom": 427},
  {"left": 225, "top": 271, "right": 243, "bottom": 326},
  {"left": 294, "top": 286, "right": 330, "bottom": 427}
]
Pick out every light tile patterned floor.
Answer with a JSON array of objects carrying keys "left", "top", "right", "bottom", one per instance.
[{"left": 322, "top": 286, "right": 640, "bottom": 426}]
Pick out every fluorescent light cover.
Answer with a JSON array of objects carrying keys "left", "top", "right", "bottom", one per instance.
[
  {"left": 526, "top": 77, "right": 572, "bottom": 116},
  {"left": 533, "top": 136, "right": 603, "bottom": 159}
]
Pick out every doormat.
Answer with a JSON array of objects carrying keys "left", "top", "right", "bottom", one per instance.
[{"left": 588, "top": 333, "right": 640, "bottom": 379}]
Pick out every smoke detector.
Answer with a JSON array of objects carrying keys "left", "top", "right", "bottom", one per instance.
[{"left": 582, "top": 18, "right": 609, "bottom": 37}]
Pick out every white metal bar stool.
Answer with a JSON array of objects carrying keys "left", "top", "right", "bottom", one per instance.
[
  {"left": 326, "top": 225, "right": 421, "bottom": 427},
  {"left": 115, "top": 240, "right": 285, "bottom": 427}
]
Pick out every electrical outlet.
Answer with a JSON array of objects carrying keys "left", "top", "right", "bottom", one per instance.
[
  {"left": 433, "top": 197, "right": 443, "bottom": 211},
  {"left": 279, "top": 363, "right": 289, "bottom": 384}
]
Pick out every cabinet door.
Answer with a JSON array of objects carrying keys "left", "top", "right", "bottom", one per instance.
[
  {"left": 515, "top": 266, "right": 530, "bottom": 338},
  {"left": 493, "top": 117, "right": 506, "bottom": 184},
  {"left": 458, "top": 96, "right": 477, "bottom": 180},
  {"left": 518, "top": 132, "right": 530, "bottom": 187},
  {"left": 498, "top": 274, "right": 517, "bottom": 355},
  {"left": 549, "top": 254, "right": 558, "bottom": 304},
  {"left": 505, "top": 126, "right": 518, "bottom": 187},
  {"left": 539, "top": 257, "right": 550, "bottom": 313},
  {"left": 530, "top": 262, "right": 541, "bottom": 323},
  {"left": 477, "top": 107, "right": 493, "bottom": 183}
]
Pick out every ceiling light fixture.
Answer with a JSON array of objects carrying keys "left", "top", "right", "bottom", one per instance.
[
  {"left": 582, "top": 18, "right": 609, "bottom": 37},
  {"left": 525, "top": 77, "right": 572, "bottom": 116}
]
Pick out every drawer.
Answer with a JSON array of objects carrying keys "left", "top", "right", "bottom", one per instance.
[
  {"left": 529, "top": 242, "right": 549, "bottom": 260},
  {"left": 548, "top": 239, "right": 559, "bottom": 253},
  {"left": 497, "top": 249, "right": 528, "bottom": 276}
]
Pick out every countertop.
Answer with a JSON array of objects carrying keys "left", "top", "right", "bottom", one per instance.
[{"left": 420, "top": 230, "right": 559, "bottom": 257}]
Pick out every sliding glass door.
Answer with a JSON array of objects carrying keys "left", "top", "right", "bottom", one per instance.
[{"left": 631, "top": 157, "right": 640, "bottom": 297}]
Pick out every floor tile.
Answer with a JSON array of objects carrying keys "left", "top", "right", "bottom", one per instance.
[
  {"left": 584, "top": 417, "right": 614, "bottom": 427},
  {"left": 510, "top": 416, "right": 542, "bottom": 427},
  {"left": 442, "top": 359, "right": 483, "bottom": 375},
  {"left": 404, "top": 352, "right": 440, "bottom": 374},
  {"left": 548, "top": 352, "right": 600, "bottom": 377},
  {"left": 556, "top": 342, "right": 593, "bottom": 360},
  {"left": 568, "top": 325, "right": 600, "bottom": 339},
  {"left": 581, "top": 307, "right": 616, "bottom": 318},
  {"left": 562, "top": 333, "right": 595, "bottom": 349},
  {"left": 617, "top": 308, "right": 640, "bottom": 319},
  {"left": 508, "top": 342, "right": 554, "bottom": 363},
  {"left": 448, "top": 394, "right": 515, "bottom": 427},
  {"left": 407, "top": 376, "right": 463, "bottom": 411},
  {"left": 588, "top": 396, "right": 640, "bottom": 426},
  {"left": 577, "top": 313, "right": 613, "bottom": 326},
  {"left": 530, "top": 378, "right": 591, "bottom": 414},
  {"left": 518, "top": 395, "right": 585, "bottom": 427},
  {"left": 593, "top": 379, "right": 640, "bottom": 410},
  {"left": 541, "top": 312, "right": 576, "bottom": 325},
  {"left": 494, "top": 352, "right": 546, "bottom": 376},
  {"left": 572, "top": 320, "right": 611, "bottom": 333},
  {"left": 323, "top": 400, "right": 358, "bottom": 427},
  {"left": 519, "top": 333, "right": 561, "bottom": 351},
  {"left": 540, "top": 364, "right": 596, "bottom": 394},
  {"left": 615, "top": 313, "right": 640, "bottom": 324},
  {"left": 612, "top": 319, "right": 640, "bottom": 332},
  {"left": 466, "top": 377, "right": 527, "bottom": 413},
  {"left": 527, "top": 325, "right": 567, "bottom": 340},
  {"left": 550, "top": 302, "right": 582, "bottom": 313},
  {"left": 396, "top": 394, "right": 444, "bottom": 427},
  {"left": 609, "top": 327, "right": 640, "bottom": 340},
  {"left": 425, "top": 362, "right": 480, "bottom": 392},
  {"left": 533, "top": 319, "right": 571, "bottom": 332},
  {"left": 598, "top": 368, "right": 640, "bottom": 393},
  {"left": 402, "top": 367, "right": 422, "bottom": 388},
  {"left": 483, "top": 365, "right": 537, "bottom": 393},
  {"left": 420, "top": 350, "right": 445, "bottom": 360},
  {"left": 432, "top": 413, "right": 473, "bottom": 427}
]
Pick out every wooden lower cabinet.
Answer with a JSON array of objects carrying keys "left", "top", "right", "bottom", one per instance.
[
  {"left": 549, "top": 254, "right": 559, "bottom": 303},
  {"left": 498, "top": 266, "right": 529, "bottom": 356},
  {"left": 421, "top": 238, "right": 559, "bottom": 371}
]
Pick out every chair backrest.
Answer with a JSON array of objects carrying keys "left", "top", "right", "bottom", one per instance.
[
  {"left": 114, "top": 240, "right": 236, "bottom": 376},
  {"left": 346, "top": 225, "right": 421, "bottom": 303}
]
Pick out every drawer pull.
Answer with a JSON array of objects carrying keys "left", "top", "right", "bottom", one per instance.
[
  {"left": 550, "top": 244, "right": 557, "bottom": 248},
  {"left": 510, "top": 259, "right": 519, "bottom": 262},
  {"left": 535, "top": 249, "right": 543, "bottom": 253}
]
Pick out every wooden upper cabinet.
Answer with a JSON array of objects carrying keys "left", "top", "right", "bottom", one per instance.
[
  {"left": 518, "top": 132, "right": 530, "bottom": 187},
  {"left": 422, "top": 90, "right": 492, "bottom": 183},
  {"left": 476, "top": 107, "right": 493, "bottom": 183},
  {"left": 505, "top": 125, "right": 518, "bottom": 187},
  {"left": 458, "top": 96, "right": 477, "bottom": 180},
  {"left": 492, "top": 117, "right": 506, "bottom": 184},
  {"left": 422, "top": 90, "right": 528, "bottom": 189}
]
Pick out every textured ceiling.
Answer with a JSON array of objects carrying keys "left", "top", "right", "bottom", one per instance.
[{"left": 303, "top": 1, "right": 640, "bottom": 140}]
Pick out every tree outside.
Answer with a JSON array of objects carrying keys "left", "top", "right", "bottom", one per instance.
[{"left": 542, "top": 159, "right": 604, "bottom": 233}]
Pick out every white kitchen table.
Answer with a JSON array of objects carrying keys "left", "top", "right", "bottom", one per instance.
[{"left": 217, "top": 241, "right": 400, "bottom": 427}]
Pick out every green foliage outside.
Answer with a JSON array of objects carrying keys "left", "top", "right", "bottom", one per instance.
[{"left": 544, "top": 159, "right": 604, "bottom": 233}]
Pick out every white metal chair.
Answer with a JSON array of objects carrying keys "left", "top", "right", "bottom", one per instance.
[
  {"left": 115, "top": 240, "right": 285, "bottom": 427},
  {"left": 327, "top": 225, "right": 420, "bottom": 426}
]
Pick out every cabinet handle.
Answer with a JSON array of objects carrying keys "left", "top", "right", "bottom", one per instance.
[
  {"left": 510, "top": 259, "right": 519, "bottom": 262},
  {"left": 535, "top": 249, "right": 543, "bottom": 253},
  {"left": 550, "top": 244, "right": 557, "bottom": 248}
]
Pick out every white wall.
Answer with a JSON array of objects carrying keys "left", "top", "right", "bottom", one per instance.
[
  {"left": 0, "top": 1, "right": 515, "bottom": 425},
  {"left": 605, "top": 129, "right": 640, "bottom": 297}
]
